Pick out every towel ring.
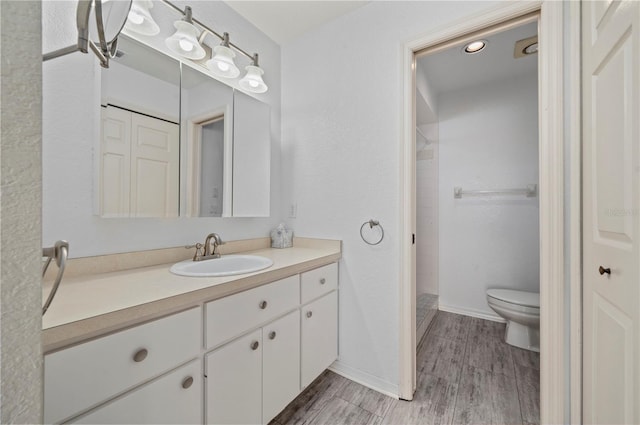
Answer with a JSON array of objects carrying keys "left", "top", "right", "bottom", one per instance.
[{"left": 360, "top": 219, "right": 384, "bottom": 245}]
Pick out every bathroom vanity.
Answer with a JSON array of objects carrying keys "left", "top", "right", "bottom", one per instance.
[{"left": 42, "top": 239, "right": 340, "bottom": 424}]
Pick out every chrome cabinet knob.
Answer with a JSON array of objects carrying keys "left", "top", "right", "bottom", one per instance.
[
  {"left": 268, "top": 331, "right": 276, "bottom": 340},
  {"left": 599, "top": 266, "right": 611, "bottom": 275},
  {"left": 133, "top": 348, "right": 148, "bottom": 363},
  {"left": 251, "top": 341, "right": 260, "bottom": 350},
  {"left": 320, "top": 278, "right": 326, "bottom": 285},
  {"left": 306, "top": 311, "right": 313, "bottom": 318},
  {"left": 182, "top": 376, "right": 193, "bottom": 389},
  {"left": 259, "top": 300, "right": 268, "bottom": 309}
]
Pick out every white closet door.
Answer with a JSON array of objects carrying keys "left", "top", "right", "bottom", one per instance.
[
  {"left": 582, "top": 1, "right": 640, "bottom": 423},
  {"left": 130, "top": 113, "right": 179, "bottom": 218},
  {"left": 100, "top": 106, "right": 131, "bottom": 217}
]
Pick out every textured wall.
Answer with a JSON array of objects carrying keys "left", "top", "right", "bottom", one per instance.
[
  {"left": 0, "top": 1, "right": 43, "bottom": 422},
  {"left": 438, "top": 72, "right": 539, "bottom": 317},
  {"left": 281, "top": 1, "right": 497, "bottom": 392}
]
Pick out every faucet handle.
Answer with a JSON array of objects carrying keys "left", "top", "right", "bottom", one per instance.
[{"left": 186, "top": 243, "right": 204, "bottom": 261}]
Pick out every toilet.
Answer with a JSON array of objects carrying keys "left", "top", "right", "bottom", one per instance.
[{"left": 486, "top": 289, "right": 540, "bottom": 352}]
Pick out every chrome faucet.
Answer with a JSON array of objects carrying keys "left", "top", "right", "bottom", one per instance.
[
  {"left": 204, "top": 233, "right": 225, "bottom": 257},
  {"left": 187, "top": 233, "right": 226, "bottom": 261}
]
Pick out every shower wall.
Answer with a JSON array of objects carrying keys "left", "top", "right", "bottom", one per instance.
[
  {"left": 438, "top": 72, "right": 539, "bottom": 319},
  {"left": 416, "top": 69, "right": 439, "bottom": 298}
]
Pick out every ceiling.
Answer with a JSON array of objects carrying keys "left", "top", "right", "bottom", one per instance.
[
  {"left": 224, "top": 1, "right": 369, "bottom": 45},
  {"left": 417, "top": 21, "right": 538, "bottom": 96}
]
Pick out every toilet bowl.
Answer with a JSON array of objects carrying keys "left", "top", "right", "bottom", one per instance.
[{"left": 486, "top": 289, "right": 540, "bottom": 352}]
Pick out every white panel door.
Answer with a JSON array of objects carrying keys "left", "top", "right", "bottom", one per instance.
[
  {"left": 262, "top": 310, "right": 301, "bottom": 424},
  {"left": 301, "top": 291, "right": 338, "bottom": 389},
  {"left": 73, "top": 360, "right": 202, "bottom": 424},
  {"left": 130, "top": 112, "right": 179, "bottom": 218},
  {"left": 100, "top": 106, "right": 131, "bottom": 217},
  {"left": 232, "top": 91, "right": 271, "bottom": 217},
  {"left": 582, "top": 1, "right": 640, "bottom": 423},
  {"left": 206, "top": 329, "right": 262, "bottom": 425}
]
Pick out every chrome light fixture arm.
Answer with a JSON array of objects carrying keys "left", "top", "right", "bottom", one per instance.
[{"left": 43, "top": 0, "right": 132, "bottom": 68}]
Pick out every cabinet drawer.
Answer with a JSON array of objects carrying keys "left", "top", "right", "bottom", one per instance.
[
  {"left": 301, "top": 263, "right": 338, "bottom": 304},
  {"left": 44, "top": 308, "right": 201, "bottom": 424},
  {"left": 205, "top": 275, "right": 299, "bottom": 349},
  {"left": 73, "top": 360, "right": 202, "bottom": 424}
]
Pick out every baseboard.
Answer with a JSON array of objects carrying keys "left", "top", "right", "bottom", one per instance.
[
  {"left": 328, "top": 361, "right": 400, "bottom": 399},
  {"left": 438, "top": 303, "right": 505, "bottom": 323}
]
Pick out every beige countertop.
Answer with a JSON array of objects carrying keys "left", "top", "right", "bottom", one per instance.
[{"left": 42, "top": 238, "right": 341, "bottom": 353}]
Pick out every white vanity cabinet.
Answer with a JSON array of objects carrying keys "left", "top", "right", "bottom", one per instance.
[
  {"left": 45, "top": 261, "right": 339, "bottom": 425},
  {"left": 44, "top": 308, "right": 201, "bottom": 424}
]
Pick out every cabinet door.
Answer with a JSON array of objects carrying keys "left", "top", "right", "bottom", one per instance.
[
  {"left": 73, "top": 360, "right": 202, "bottom": 424},
  {"left": 301, "top": 291, "right": 338, "bottom": 389},
  {"left": 263, "top": 311, "right": 301, "bottom": 424},
  {"left": 206, "top": 329, "right": 262, "bottom": 425}
]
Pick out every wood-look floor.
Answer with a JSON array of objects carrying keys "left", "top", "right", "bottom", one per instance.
[{"left": 271, "top": 311, "right": 540, "bottom": 425}]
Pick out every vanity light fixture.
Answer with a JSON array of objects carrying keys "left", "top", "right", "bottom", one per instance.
[
  {"left": 165, "top": 6, "right": 206, "bottom": 60},
  {"left": 124, "top": 0, "right": 160, "bottom": 36},
  {"left": 239, "top": 54, "right": 268, "bottom": 94},
  {"left": 160, "top": 0, "right": 269, "bottom": 93},
  {"left": 463, "top": 40, "right": 487, "bottom": 54},
  {"left": 206, "top": 33, "right": 240, "bottom": 78}
]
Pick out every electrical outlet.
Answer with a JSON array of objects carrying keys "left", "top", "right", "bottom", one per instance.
[{"left": 289, "top": 203, "right": 297, "bottom": 218}]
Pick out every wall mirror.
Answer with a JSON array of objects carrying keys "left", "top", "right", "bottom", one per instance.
[{"left": 100, "top": 35, "right": 181, "bottom": 217}]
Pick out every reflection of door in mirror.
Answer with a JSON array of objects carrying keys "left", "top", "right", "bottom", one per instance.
[
  {"left": 188, "top": 115, "right": 226, "bottom": 217},
  {"left": 182, "top": 65, "right": 233, "bottom": 217},
  {"left": 99, "top": 35, "right": 180, "bottom": 218},
  {"left": 100, "top": 105, "right": 179, "bottom": 217}
]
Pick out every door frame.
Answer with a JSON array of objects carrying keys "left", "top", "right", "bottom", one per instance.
[{"left": 398, "top": 1, "right": 580, "bottom": 423}]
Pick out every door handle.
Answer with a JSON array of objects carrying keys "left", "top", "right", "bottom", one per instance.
[{"left": 598, "top": 266, "right": 611, "bottom": 275}]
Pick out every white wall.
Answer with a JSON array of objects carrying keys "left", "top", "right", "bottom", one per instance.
[
  {"left": 438, "top": 72, "right": 539, "bottom": 318},
  {"left": 42, "top": 1, "right": 282, "bottom": 257},
  {"left": 281, "top": 1, "right": 497, "bottom": 393}
]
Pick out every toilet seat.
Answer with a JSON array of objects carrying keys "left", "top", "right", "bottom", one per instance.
[{"left": 487, "top": 289, "right": 539, "bottom": 308}]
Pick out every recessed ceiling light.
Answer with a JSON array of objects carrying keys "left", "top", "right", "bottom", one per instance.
[
  {"left": 514, "top": 36, "right": 538, "bottom": 58},
  {"left": 463, "top": 40, "right": 487, "bottom": 54},
  {"left": 523, "top": 42, "right": 538, "bottom": 55}
]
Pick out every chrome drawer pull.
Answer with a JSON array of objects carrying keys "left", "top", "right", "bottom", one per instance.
[
  {"left": 268, "top": 331, "right": 276, "bottom": 340},
  {"left": 259, "top": 300, "right": 268, "bottom": 309},
  {"left": 182, "top": 376, "right": 193, "bottom": 389},
  {"left": 251, "top": 341, "right": 260, "bottom": 350},
  {"left": 133, "top": 348, "right": 148, "bottom": 363},
  {"left": 306, "top": 311, "right": 313, "bottom": 318},
  {"left": 320, "top": 278, "right": 326, "bottom": 285}
]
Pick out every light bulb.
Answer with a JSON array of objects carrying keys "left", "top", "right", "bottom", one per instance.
[
  {"left": 128, "top": 10, "right": 144, "bottom": 25},
  {"left": 179, "top": 39, "right": 194, "bottom": 52},
  {"left": 217, "top": 62, "right": 230, "bottom": 71},
  {"left": 249, "top": 80, "right": 259, "bottom": 88}
]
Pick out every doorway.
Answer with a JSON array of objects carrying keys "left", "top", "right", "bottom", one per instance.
[{"left": 398, "top": 3, "right": 570, "bottom": 423}]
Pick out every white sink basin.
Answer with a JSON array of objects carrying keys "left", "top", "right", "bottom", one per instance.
[{"left": 170, "top": 255, "right": 273, "bottom": 277}]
